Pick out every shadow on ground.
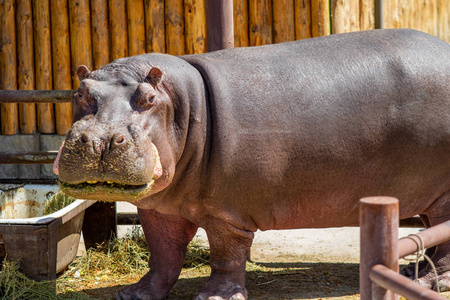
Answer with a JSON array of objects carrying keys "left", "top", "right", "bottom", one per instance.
[{"left": 78, "top": 262, "right": 360, "bottom": 300}]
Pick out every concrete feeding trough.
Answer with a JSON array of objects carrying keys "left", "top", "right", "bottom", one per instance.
[{"left": 0, "top": 184, "right": 95, "bottom": 280}]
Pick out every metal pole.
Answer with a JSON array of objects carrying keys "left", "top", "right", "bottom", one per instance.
[
  {"left": 205, "top": 0, "right": 234, "bottom": 51},
  {"left": 375, "top": 0, "right": 383, "bottom": 29},
  {"left": 360, "top": 197, "right": 399, "bottom": 300},
  {"left": 370, "top": 264, "right": 448, "bottom": 300},
  {"left": 0, "top": 90, "right": 74, "bottom": 103},
  {"left": 398, "top": 220, "right": 450, "bottom": 258},
  {"left": 0, "top": 151, "right": 58, "bottom": 164}
]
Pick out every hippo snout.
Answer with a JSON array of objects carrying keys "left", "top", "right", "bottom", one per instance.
[
  {"left": 76, "top": 129, "right": 129, "bottom": 157},
  {"left": 56, "top": 123, "right": 163, "bottom": 202}
]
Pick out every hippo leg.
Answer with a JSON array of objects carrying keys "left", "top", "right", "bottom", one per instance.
[
  {"left": 116, "top": 209, "right": 198, "bottom": 300},
  {"left": 194, "top": 218, "right": 254, "bottom": 300},
  {"left": 415, "top": 194, "right": 450, "bottom": 291}
]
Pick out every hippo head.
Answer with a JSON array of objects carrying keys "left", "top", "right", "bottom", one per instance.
[{"left": 54, "top": 59, "right": 189, "bottom": 203}]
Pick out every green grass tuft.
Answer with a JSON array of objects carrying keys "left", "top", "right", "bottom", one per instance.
[{"left": 43, "top": 192, "right": 77, "bottom": 215}]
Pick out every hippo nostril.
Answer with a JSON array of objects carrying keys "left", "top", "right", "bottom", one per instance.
[
  {"left": 111, "top": 135, "right": 127, "bottom": 149},
  {"left": 80, "top": 133, "right": 90, "bottom": 144},
  {"left": 116, "top": 136, "right": 126, "bottom": 144}
]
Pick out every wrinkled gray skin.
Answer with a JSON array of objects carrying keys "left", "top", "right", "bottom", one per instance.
[{"left": 55, "top": 29, "right": 450, "bottom": 299}]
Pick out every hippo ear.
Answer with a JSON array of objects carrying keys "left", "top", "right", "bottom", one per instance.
[
  {"left": 146, "top": 67, "right": 163, "bottom": 86},
  {"left": 77, "top": 65, "right": 91, "bottom": 81}
]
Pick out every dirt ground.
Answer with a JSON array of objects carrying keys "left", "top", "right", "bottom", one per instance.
[{"left": 66, "top": 225, "right": 450, "bottom": 300}]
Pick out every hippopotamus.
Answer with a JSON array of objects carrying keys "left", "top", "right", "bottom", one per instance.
[{"left": 53, "top": 29, "right": 450, "bottom": 299}]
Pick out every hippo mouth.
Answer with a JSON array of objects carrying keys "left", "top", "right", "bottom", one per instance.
[{"left": 58, "top": 180, "right": 154, "bottom": 201}]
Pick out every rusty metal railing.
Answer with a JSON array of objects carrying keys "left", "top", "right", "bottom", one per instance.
[
  {"left": 0, "top": 90, "right": 74, "bottom": 104},
  {"left": 0, "top": 90, "right": 73, "bottom": 164},
  {"left": 0, "top": 151, "right": 58, "bottom": 164},
  {"left": 360, "top": 197, "right": 450, "bottom": 300}
]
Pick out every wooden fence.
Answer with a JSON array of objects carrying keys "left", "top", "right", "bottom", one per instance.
[{"left": 0, "top": 0, "right": 449, "bottom": 136}]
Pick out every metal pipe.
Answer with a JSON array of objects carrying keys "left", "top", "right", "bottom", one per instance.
[
  {"left": 0, "top": 151, "right": 58, "bottom": 164},
  {"left": 375, "top": 0, "right": 383, "bottom": 29},
  {"left": 398, "top": 220, "right": 450, "bottom": 258},
  {"left": 370, "top": 264, "right": 447, "bottom": 300},
  {"left": 205, "top": 0, "right": 234, "bottom": 51},
  {"left": 117, "top": 212, "right": 140, "bottom": 225},
  {"left": 360, "top": 197, "right": 399, "bottom": 300},
  {"left": 0, "top": 90, "right": 74, "bottom": 103}
]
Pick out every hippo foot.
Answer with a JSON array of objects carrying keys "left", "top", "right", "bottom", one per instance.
[
  {"left": 193, "top": 284, "right": 247, "bottom": 300},
  {"left": 412, "top": 271, "right": 450, "bottom": 292},
  {"left": 115, "top": 273, "right": 170, "bottom": 300}
]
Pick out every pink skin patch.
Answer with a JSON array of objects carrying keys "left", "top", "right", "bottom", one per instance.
[
  {"left": 152, "top": 144, "right": 163, "bottom": 180},
  {"left": 53, "top": 141, "right": 163, "bottom": 181},
  {"left": 53, "top": 141, "right": 64, "bottom": 176}
]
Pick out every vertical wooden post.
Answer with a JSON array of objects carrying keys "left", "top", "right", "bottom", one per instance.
[
  {"left": 33, "top": 0, "right": 55, "bottom": 134},
  {"left": 390, "top": 0, "right": 401, "bottom": 28},
  {"left": 360, "top": 197, "right": 399, "bottom": 300},
  {"left": 144, "top": 0, "right": 166, "bottom": 53},
  {"left": 415, "top": 1, "right": 422, "bottom": 32},
  {"left": 349, "top": 0, "right": 360, "bottom": 31},
  {"left": 360, "top": 0, "right": 375, "bottom": 31},
  {"left": 51, "top": 0, "right": 73, "bottom": 135},
  {"left": 273, "top": 0, "right": 295, "bottom": 43},
  {"left": 249, "top": 0, "right": 272, "bottom": 46},
  {"left": 206, "top": 0, "right": 234, "bottom": 51},
  {"left": 437, "top": 0, "right": 449, "bottom": 43},
  {"left": 165, "top": 0, "right": 185, "bottom": 55},
  {"left": 311, "top": 0, "right": 330, "bottom": 37},
  {"left": 407, "top": 0, "right": 415, "bottom": 30},
  {"left": 109, "top": 0, "right": 128, "bottom": 60},
  {"left": 185, "top": 0, "right": 207, "bottom": 54},
  {"left": 397, "top": 0, "right": 408, "bottom": 29},
  {"left": 381, "top": 0, "right": 390, "bottom": 28},
  {"left": 16, "top": 0, "right": 36, "bottom": 134},
  {"left": 69, "top": 0, "right": 93, "bottom": 88},
  {"left": 0, "top": 0, "right": 19, "bottom": 135},
  {"left": 417, "top": 0, "right": 426, "bottom": 32},
  {"left": 295, "top": 0, "right": 312, "bottom": 39},
  {"left": 91, "top": 0, "right": 111, "bottom": 69},
  {"left": 233, "top": 0, "right": 249, "bottom": 47},
  {"left": 427, "top": 0, "right": 437, "bottom": 37},
  {"left": 331, "top": 0, "right": 350, "bottom": 34},
  {"left": 127, "top": 0, "right": 146, "bottom": 56}
]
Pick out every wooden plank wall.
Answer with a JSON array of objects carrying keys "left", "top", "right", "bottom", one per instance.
[{"left": 0, "top": 0, "right": 449, "bottom": 136}]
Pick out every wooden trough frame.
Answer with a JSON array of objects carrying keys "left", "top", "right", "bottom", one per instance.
[{"left": 360, "top": 197, "right": 450, "bottom": 300}]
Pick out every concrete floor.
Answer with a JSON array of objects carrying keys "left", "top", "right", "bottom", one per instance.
[{"left": 77, "top": 201, "right": 421, "bottom": 264}]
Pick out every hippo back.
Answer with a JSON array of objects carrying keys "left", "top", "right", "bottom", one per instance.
[{"left": 181, "top": 29, "right": 450, "bottom": 230}]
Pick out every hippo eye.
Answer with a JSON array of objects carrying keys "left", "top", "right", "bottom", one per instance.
[
  {"left": 135, "top": 96, "right": 155, "bottom": 111},
  {"left": 133, "top": 83, "right": 157, "bottom": 111},
  {"left": 72, "top": 91, "right": 97, "bottom": 121}
]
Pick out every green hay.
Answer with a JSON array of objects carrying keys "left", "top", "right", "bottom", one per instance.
[
  {"left": 0, "top": 259, "right": 57, "bottom": 300},
  {"left": 67, "top": 226, "right": 211, "bottom": 279},
  {"left": 184, "top": 241, "right": 210, "bottom": 270},
  {"left": 43, "top": 192, "right": 77, "bottom": 216},
  {"left": 0, "top": 259, "right": 92, "bottom": 300},
  {"left": 68, "top": 226, "right": 150, "bottom": 277},
  {"left": 0, "top": 226, "right": 213, "bottom": 299}
]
